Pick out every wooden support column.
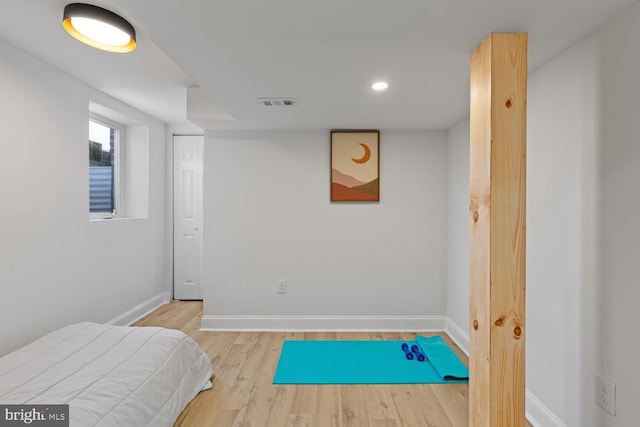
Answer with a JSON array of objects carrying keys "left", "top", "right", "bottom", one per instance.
[{"left": 469, "top": 33, "right": 527, "bottom": 427}]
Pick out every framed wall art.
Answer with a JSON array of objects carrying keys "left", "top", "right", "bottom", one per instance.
[{"left": 330, "top": 130, "right": 379, "bottom": 202}]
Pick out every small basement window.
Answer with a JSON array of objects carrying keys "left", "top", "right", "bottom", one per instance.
[
  {"left": 89, "top": 102, "right": 149, "bottom": 220},
  {"left": 89, "top": 116, "right": 123, "bottom": 218}
]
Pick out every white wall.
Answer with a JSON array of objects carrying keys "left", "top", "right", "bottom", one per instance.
[
  {"left": 201, "top": 130, "right": 448, "bottom": 328},
  {"left": 124, "top": 124, "right": 149, "bottom": 218},
  {"left": 597, "top": 5, "right": 640, "bottom": 427},
  {"left": 526, "top": 36, "right": 601, "bottom": 427},
  {"left": 522, "top": 6, "right": 640, "bottom": 425},
  {"left": 0, "top": 38, "right": 169, "bottom": 356},
  {"left": 445, "top": 117, "right": 470, "bottom": 348}
]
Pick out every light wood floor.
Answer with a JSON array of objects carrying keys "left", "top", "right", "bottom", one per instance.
[{"left": 133, "top": 301, "right": 531, "bottom": 427}]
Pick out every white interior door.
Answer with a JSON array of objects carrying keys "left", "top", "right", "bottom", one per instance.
[{"left": 173, "top": 135, "right": 203, "bottom": 300}]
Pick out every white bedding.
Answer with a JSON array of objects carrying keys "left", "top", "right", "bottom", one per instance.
[{"left": 0, "top": 322, "right": 213, "bottom": 427}]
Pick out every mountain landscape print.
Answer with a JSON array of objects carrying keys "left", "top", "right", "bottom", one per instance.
[{"left": 330, "top": 130, "right": 379, "bottom": 201}]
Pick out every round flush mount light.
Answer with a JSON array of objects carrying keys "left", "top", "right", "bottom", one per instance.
[
  {"left": 372, "top": 81, "right": 389, "bottom": 91},
  {"left": 62, "top": 3, "right": 136, "bottom": 53}
]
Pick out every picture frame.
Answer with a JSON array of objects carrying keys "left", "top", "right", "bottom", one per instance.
[{"left": 330, "top": 130, "right": 379, "bottom": 202}]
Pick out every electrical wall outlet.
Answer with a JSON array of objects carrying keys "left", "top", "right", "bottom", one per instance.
[
  {"left": 596, "top": 375, "right": 616, "bottom": 416},
  {"left": 277, "top": 279, "right": 287, "bottom": 294}
]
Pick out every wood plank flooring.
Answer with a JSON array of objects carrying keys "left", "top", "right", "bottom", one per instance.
[{"left": 133, "top": 300, "right": 531, "bottom": 427}]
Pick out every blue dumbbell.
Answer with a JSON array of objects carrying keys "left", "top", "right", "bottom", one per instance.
[
  {"left": 401, "top": 343, "right": 414, "bottom": 360},
  {"left": 411, "top": 344, "right": 426, "bottom": 362}
]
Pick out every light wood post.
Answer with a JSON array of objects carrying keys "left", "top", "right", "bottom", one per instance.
[{"left": 469, "top": 33, "right": 527, "bottom": 427}]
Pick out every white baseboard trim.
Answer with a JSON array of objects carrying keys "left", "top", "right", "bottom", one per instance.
[
  {"left": 107, "top": 291, "right": 171, "bottom": 326},
  {"left": 445, "top": 318, "right": 470, "bottom": 355},
  {"left": 201, "top": 315, "right": 446, "bottom": 331},
  {"left": 525, "top": 390, "right": 568, "bottom": 427}
]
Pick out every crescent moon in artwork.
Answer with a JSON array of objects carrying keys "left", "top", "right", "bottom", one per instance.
[{"left": 351, "top": 143, "right": 371, "bottom": 164}]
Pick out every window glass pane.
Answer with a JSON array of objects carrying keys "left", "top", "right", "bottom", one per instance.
[{"left": 89, "top": 120, "right": 116, "bottom": 213}]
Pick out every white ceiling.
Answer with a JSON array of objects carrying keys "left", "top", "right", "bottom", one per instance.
[{"left": 1, "top": 0, "right": 638, "bottom": 130}]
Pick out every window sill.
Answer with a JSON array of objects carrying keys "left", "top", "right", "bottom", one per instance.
[{"left": 89, "top": 216, "right": 148, "bottom": 222}]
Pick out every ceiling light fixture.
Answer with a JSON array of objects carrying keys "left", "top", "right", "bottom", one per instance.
[
  {"left": 372, "top": 81, "right": 389, "bottom": 91},
  {"left": 62, "top": 3, "right": 136, "bottom": 53}
]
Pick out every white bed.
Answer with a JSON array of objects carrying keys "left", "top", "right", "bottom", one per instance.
[{"left": 0, "top": 322, "right": 213, "bottom": 427}]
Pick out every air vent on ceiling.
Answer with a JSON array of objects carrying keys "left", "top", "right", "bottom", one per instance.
[{"left": 258, "top": 97, "right": 297, "bottom": 107}]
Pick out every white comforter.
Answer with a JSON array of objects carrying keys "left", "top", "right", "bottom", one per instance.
[{"left": 0, "top": 322, "right": 213, "bottom": 426}]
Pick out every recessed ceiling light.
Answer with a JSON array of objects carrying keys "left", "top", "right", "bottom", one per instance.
[
  {"left": 62, "top": 3, "right": 136, "bottom": 53},
  {"left": 372, "top": 81, "right": 389, "bottom": 91}
]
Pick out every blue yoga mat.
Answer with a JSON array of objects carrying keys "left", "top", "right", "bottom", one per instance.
[{"left": 273, "top": 335, "right": 468, "bottom": 384}]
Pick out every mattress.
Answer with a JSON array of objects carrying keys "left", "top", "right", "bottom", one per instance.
[{"left": 0, "top": 322, "right": 213, "bottom": 427}]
